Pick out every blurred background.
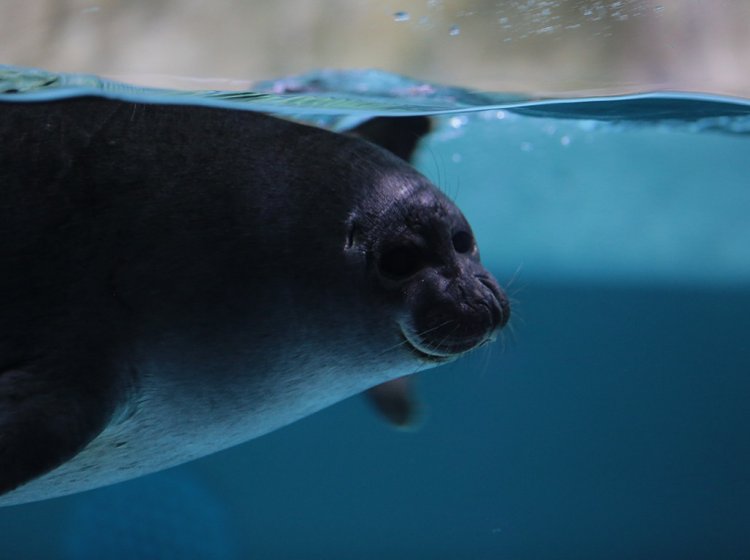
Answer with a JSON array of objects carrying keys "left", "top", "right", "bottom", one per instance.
[{"left": 2, "top": 0, "right": 750, "bottom": 97}]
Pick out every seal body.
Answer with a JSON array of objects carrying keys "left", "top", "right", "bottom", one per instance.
[{"left": 0, "top": 98, "right": 508, "bottom": 505}]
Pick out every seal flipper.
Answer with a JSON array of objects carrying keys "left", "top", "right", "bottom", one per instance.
[
  {"left": 0, "top": 366, "right": 115, "bottom": 496},
  {"left": 347, "top": 116, "right": 432, "bottom": 163},
  {"left": 365, "top": 376, "right": 419, "bottom": 428}
]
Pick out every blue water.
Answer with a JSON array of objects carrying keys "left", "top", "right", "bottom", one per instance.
[{"left": 1, "top": 67, "right": 749, "bottom": 559}]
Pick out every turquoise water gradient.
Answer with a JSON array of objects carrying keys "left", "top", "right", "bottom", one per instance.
[
  {"left": 1, "top": 68, "right": 748, "bottom": 559},
  {"left": 421, "top": 110, "right": 750, "bottom": 286}
]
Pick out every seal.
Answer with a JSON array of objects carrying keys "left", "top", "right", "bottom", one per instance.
[{"left": 0, "top": 97, "right": 509, "bottom": 505}]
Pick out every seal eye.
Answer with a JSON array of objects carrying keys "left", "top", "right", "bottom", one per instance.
[
  {"left": 452, "top": 230, "right": 474, "bottom": 254},
  {"left": 379, "top": 245, "right": 424, "bottom": 279}
]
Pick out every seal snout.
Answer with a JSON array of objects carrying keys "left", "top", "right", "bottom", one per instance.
[
  {"left": 404, "top": 271, "right": 510, "bottom": 360},
  {"left": 476, "top": 273, "right": 511, "bottom": 331}
]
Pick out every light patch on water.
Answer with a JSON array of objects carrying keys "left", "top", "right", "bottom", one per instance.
[
  {"left": 450, "top": 115, "right": 469, "bottom": 128},
  {"left": 415, "top": 109, "right": 750, "bottom": 286}
]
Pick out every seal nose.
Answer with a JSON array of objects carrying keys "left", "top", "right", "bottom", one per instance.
[
  {"left": 479, "top": 275, "right": 510, "bottom": 331},
  {"left": 408, "top": 271, "right": 511, "bottom": 357}
]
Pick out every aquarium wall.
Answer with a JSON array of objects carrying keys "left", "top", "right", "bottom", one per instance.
[{"left": 3, "top": 0, "right": 750, "bottom": 96}]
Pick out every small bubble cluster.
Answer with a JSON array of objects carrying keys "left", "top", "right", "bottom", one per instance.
[{"left": 494, "top": 0, "right": 649, "bottom": 40}]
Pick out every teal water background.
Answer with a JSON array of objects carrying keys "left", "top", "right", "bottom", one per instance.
[{"left": 1, "top": 67, "right": 749, "bottom": 559}]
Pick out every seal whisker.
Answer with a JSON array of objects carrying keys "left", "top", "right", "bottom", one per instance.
[
  {"left": 422, "top": 321, "right": 458, "bottom": 348},
  {"left": 477, "top": 337, "right": 495, "bottom": 380},
  {"left": 375, "top": 336, "right": 414, "bottom": 357},
  {"left": 498, "top": 323, "right": 517, "bottom": 355},
  {"left": 428, "top": 322, "right": 461, "bottom": 355},
  {"left": 421, "top": 144, "right": 444, "bottom": 191},
  {"left": 414, "top": 319, "right": 455, "bottom": 339},
  {"left": 371, "top": 317, "right": 453, "bottom": 360},
  {"left": 505, "top": 264, "right": 525, "bottom": 292}
]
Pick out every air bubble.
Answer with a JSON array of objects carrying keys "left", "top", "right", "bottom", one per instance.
[
  {"left": 449, "top": 24, "right": 460, "bottom": 36},
  {"left": 449, "top": 115, "right": 468, "bottom": 129},
  {"left": 393, "top": 11, "right": 410, "bottom": 22}
]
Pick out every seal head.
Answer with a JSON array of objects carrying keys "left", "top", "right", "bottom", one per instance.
[{"left": 346, "top": 175, "right": 509, "bottom": 363}]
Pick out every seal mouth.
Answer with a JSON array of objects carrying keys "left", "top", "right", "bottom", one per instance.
[{"left": 401, "top": 292, "right": 502, "bottom": 360}]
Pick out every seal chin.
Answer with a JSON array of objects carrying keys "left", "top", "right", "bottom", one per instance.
[{"left": 399, "top": 323, "right": 459, "bottom": 364}]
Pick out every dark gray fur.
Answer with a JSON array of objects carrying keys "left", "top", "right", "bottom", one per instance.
[{"left": 0, "top": 98, "right": 507, "bottom": 504}]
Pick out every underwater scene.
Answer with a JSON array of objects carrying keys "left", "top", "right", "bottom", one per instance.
[
  {"left": 1, "top": 63, "right": 748, "bottom": 559},
  {"left": 1, "top": 2, "right": 750, "bottom": 558}
]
